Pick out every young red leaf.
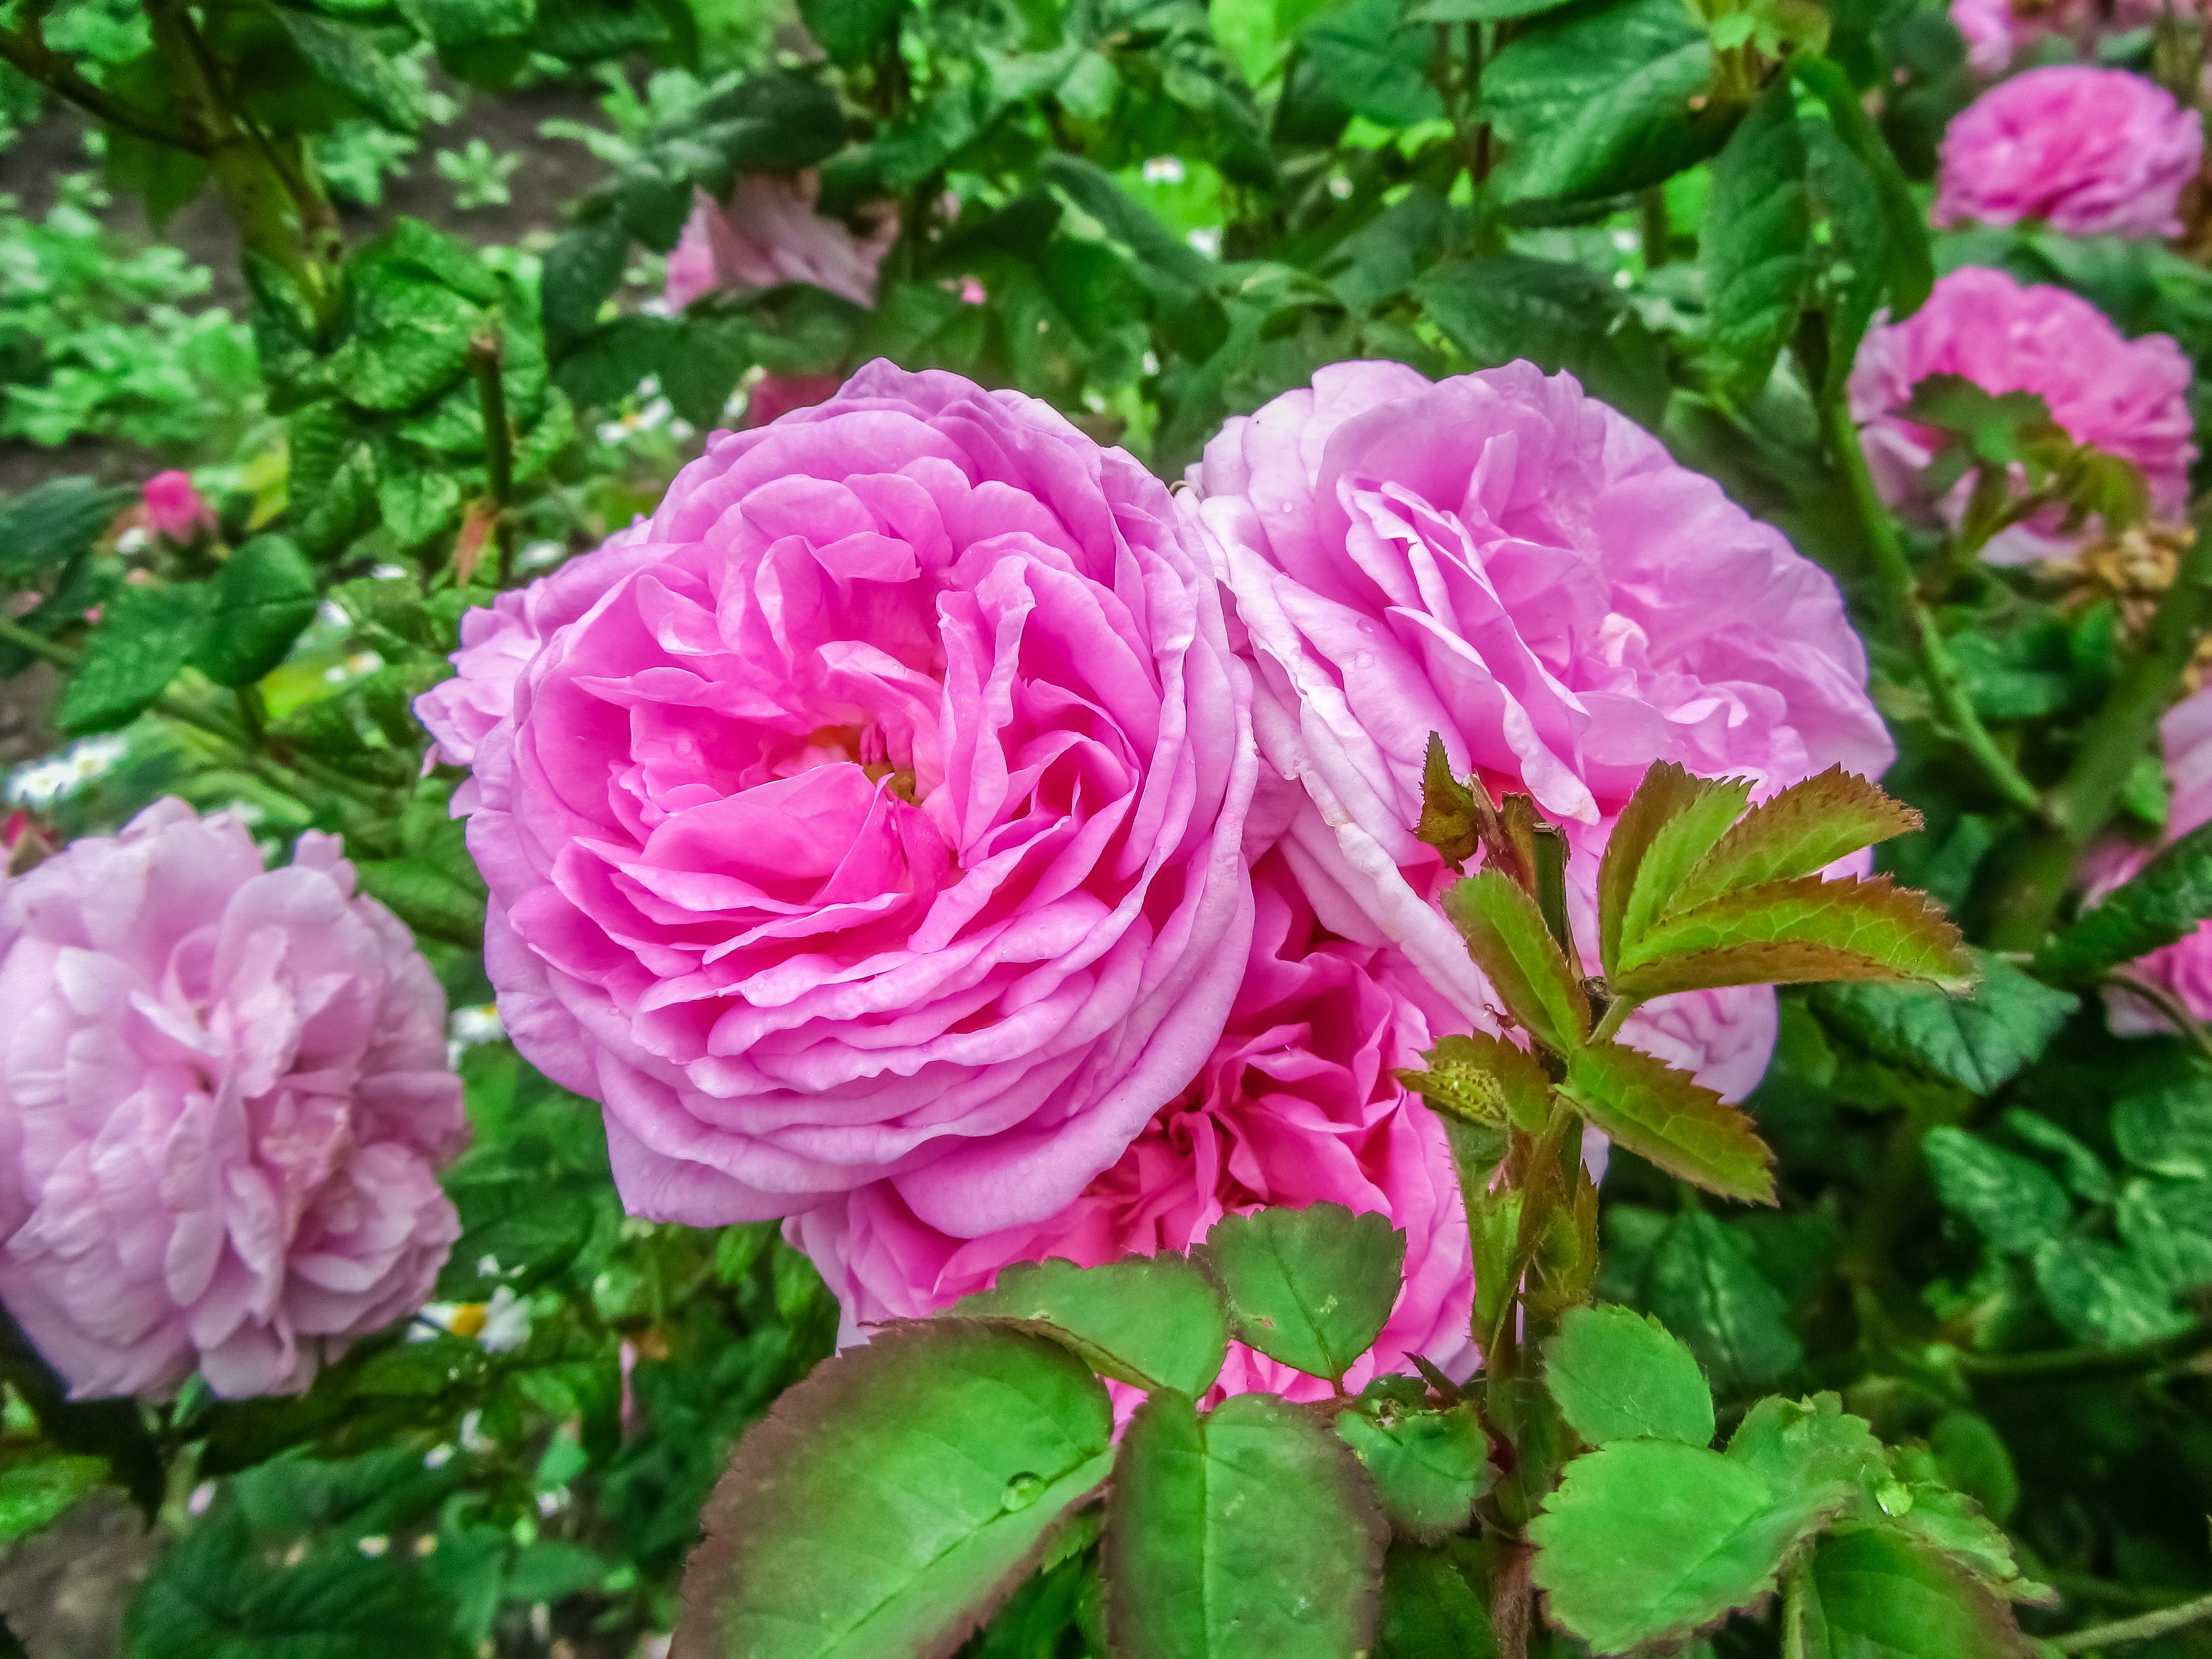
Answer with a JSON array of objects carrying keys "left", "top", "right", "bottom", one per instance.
[
  {"left": 1560, "top": 1043, "right": 1777, "bottom": 1205},
  {"left": 1615, "top": 773, "right": 1756, "bottom": 966},
  {"left": 1671, "top": 767, "right": 1922, "bottom": 916},
  {"left": 1441, "top": 870, "right": 1589, "bottom": 1052},
  {"left": 1599, "top": 761, "right": 1715, "bottom": 977}
]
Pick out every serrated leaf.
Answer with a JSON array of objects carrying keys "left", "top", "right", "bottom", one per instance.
[
  {"left": 1397, "top": 1032, "right": 1551, "bottom": 1134},
  {"left": 190, "top": 536, "right": 318, "bottom": 688},
  {"left": 1701, "top": 76, "right": 1810, "bottom": 394},
  {"left": 1107, "top": 1390, "right": 1387, "bottom": 1659},
  {"left": 1783, "top": 1528, "right": 2034, "bottom": 1659},
  {"left": 1542, "top": 1304, "right": 1715, "bottom": 1447},
  {"left": 2030, "top": 1238, "right": 2187, "bottom": 1347},
  {"left": 1441, "top": 870, "right": 1588, "bottom": 1052},
  {"left": 1416, "top": 731, "right": 1483, "bottom": 869},
  {"left": 56, "top": 583, "right": 212, "bottom": 735},
  {"left": 0, "top": 1451, "right": 106, "bottom": 1543},
  {"left": 1203, "top": 1204, "right": 1407, "bottom": 1385},
  {"left": 1415, "top": 254, "right": 1670, "bottom": 429},
  {"left": 1675, "top": 770, "right": 1922, "bottom": 918},
  {"left": 675, "top": 1322, "right": 1114, "bottom": 1659},
  {"left": 1299, "top": 0, "right": 1444, "bottom": 126},
  {"left": 1599, "top": 762, "right": 1713, "bottom": 978},
  {"left": 1792, "top": 52, "right": 1932, "bottom": 322},
  {"left": 2035, "top": 821, "right": 2212, "bottom": 985},
  {"left": 1640, "top": 1212, "right": 1803, "bottom": 1396},
  {"left": 1998, "top": 1110, "right": 2112, "bottom": 1202},
  {"left": 1377, "top": 1542, "right": 1499, "bottom": 1659},
  {"left": 0, "top": 478, "right": 133, "bottom": 576},
  {"left": 1814, "top": 952, "right": 2074, "bottom": 1094},
  {"left": 797, "top": 0, "right": 902, "bottom": 66},
  {"left": 1561, "top": 1043, "right": 1776, "bottom": 1205},
  {"left": 1335, "top": 1405, "right": 1493, "bottom": 1539},
  {"left": 1611, "top": 876, "right": 1975, "bottom": 999},
  {"left": 1617, "top": 771, "right": 1755, "bottom": 961},
  {"left": 1924, "top": 1130, "right": 2072, "bottom": 1256},
  {"left": 949, "top": 1254, "right": 1228, "bottom": 1398},
  {"left": 1725, "top": 1394, "right": 1886, "bottom": 1493},
  {"left": 2114, "top": 1059, "right": 2212, "bottom": 1178},
  {"left": 1529, "top": 1439, "right": 1850, "bottom": 1655},
  {"left": 272, "top": 9, "right": 426, "bottom": 132},
  {"left": 352, "top": 858, "right": 487, "bottom": 948}
]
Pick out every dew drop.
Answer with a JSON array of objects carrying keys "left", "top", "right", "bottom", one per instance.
[
  {"left": 1002, "top": 1473, "right": 1045, "bottom": 1512},
  {"left": 1875, "top": 1479, "right": 1915, "bottom": 1518}
]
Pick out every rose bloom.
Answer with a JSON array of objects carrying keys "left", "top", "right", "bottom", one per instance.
[
  {"left": 0, "top": 801, "right": 464, "bottom": 1398},
  {"left": 1949, "top": 0, "right": 2199, "bottom": 77},
  {"left": 665, "top": 172, "right": 894, "bottom": 313},
  {"left": 789, "top": 852, "right": 1474, "bottom": 1402},
  {"left": 417, "top": 362, "right": 1257, "bottom": 1237},
  {"left": 2091, "top": 688, "right": 2212, "bottom": 1033},
  {"left": 1182, "top": 360, "right": 1890, "bottom": 1091},
  {"left": 1850, "top": 267, "right": 2197, "bottom": 564},
  {"left": 1935, "top": 67, "right": 2202, "bottom": 241},
  {"left": 142, "top": 470, "right": 214, "bottom": 543}
]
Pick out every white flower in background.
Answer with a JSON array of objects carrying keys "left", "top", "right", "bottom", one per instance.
[
  {"left": 5, "top": 733, "right": 128, "bottom": 809},
  {"left": 1142, "top": 155, "right": 1186, "bottom": 184}
]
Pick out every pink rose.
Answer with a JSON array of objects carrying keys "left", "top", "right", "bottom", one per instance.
[
  {"left": 1849, "top": 267, "right": 2197, "bottom": 564},
  {"left": 0, "top": 801, "right": 465, "bottom": 1398},
  {"left": 1935, "top": 67, "right": 2202, "bottom": 241},
  {"left": 743, "top": 373, "right": 842, "bottom": 429},
  {"left": 417, "top": 361, "right": 1258, "bottom": 1236},
  {"left": 2091, "top": 688, "right": 2212, "bottom": 1033},
  {"left": 663, "top": 174, "right": 896, "bottom": 313},
  {"left": 789, "top": 853, "right": 1475, "bottom": 1402},
  {"left": 1951, "top": 0, "right": 2019, "bottom": 76},
  {"left": 142, "top": 471, "right": 214, "bottom": 543},
  {"left": 1183, "top": 360, "right": 1889, "bottom": 1092}
]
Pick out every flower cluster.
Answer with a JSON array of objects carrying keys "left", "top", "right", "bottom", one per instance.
[
  {"left": 419, "top": 357, "right": 1884, "bottom": 1392},
  {"left": 2091, "top": 688, "right": 2212, "bottom": 1033},
  {"left": 0, "top": 801, "right": 466, "bottom": 1398}
]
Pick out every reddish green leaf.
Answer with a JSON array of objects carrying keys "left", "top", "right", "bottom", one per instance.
[
  {"left": 1203, "top": 1203, "right": 1406, "bottom": 1385},
  {"left": 1611, "top": 876, "right": 1974, "bottom": 999},
  {"left": 1396, "top": 1031, "right": 1552, "bottom": 1134},
  {"left": 1599, "top": 761, "right": 1713, "bottom": 976},
  {"left": 1672, "top": 768, "right": 1921, "bottom": 917},
  {"left": 1615, "top": 771, "right": 1754, "bottom": 964},
  {"left": 1560, "top": 1044, "right": 1776, "bottom": 1205},
  {"left": 1415, "top": 731, "right": 1483, "bottom": 869},
  {"left": 1441, "top": 870, "right": 1589, "bottom": 1052}
]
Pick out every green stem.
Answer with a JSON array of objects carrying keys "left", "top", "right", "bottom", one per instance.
[
  {"left": 2108, "top": 967, "right": 2212, "bottom": 1062},
  {"left": 0, "top": 21, "right": 207, "bottom": 152},
  {"left": 2053, "top": 1590, "right": 2212, "bottom": 1653},
  {"left": 472, "top": 336, "right": 518, "bottom": 586},
  {"left": 1957, "top": 1315, "right": 2212, "bottom": 1382},
  {"left": 1589, "top": 996, "right": 1641, "bottom": 1046},
  {"left": 0, "top": 615, "right": 76, "bottom": 670},
  {"left": 1820, "top": 397, "right": 2044, "bottom": 816}
]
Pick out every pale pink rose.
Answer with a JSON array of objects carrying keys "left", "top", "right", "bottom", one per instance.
[
  {"left": 1184, "top": 360, "right": 1890, "bottom": 1092},
  {"left": 142, "top": 471, "right": 214, "bottom": 543},
  {"left": 789, "top": 853, "right": 1475, "bottom": 1402},
  {"left": 1949, "top": 0, "right": 2192, "bottom": 76},
  {"left": 1952, "top": 0, "right": 2019, "bottom": 76},
  {"left": 663, "top": 174, "right": 896, "bottom": 313},
  {"left": 1936, "top": 67, "right": 2203, "bottom": 240},
  {"left": 417, "top": 361, "right": 1258, "bottom": 1237},
  {"left": 1849, "top": 267, "right": 2197, "bottom": 564},
  {"left": 2091, "top": 688, "right": 2212, "bottom": 1033},
  {"left": 0, "top": 801, "right": 465, "bottom": 1398}
]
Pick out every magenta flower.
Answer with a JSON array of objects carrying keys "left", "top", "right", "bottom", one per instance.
[
  {"left": 2091, "top": 689, "right": 2212, "bottom": 1034},
  {"left": 788, "top": 853, "right": 1474, "bottom": 1401},
  {"left": 142, "top": 471, "right": 214, "bottom": 543},
  {"left": 1183, "top": 360, "right": 1888, "bottom": 1086},
  {"left": 1935, "top": 67, "right": 2202, "bottom": 240},
  {"left": 0, "top": 801, "right": 465, "bottom": 1399},
  {"left": 1849, "top": 267, "right": 2196, "bottom": 563},
  {"left": 416, "top": 362, "right": 1257, "bottom": 1238},
  {"left": 662, "top": 173, "right": 895, "bottom": 313}
]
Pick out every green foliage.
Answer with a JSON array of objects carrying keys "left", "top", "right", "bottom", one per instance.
[
  {"left": 2034, "top": 820, "right": 2212, "bottom": 986},
  {"left": 1541, "top": 1304, "right": 1715, "bottom": 1447},
  {"left": 1204, "top": 1203, "right": 1408, "bottom": 1386},
  {"left": 950, "top": 1254, "right": 1228, "bottom": 1397}
]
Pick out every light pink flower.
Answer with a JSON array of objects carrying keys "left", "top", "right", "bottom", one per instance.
[
  {"left": 789, "top": 853, "right": 1474, "bottom": 1401},
  {"left": 2092, "top": 688, "right": 2212, "bottom": 1033},
  {"left": 1849, "top": 267, "right": 2197, "bottom": 564},
  {"left": 142, "top": 471, "right": 214, "bottom": 543},
  {"left": 1949, "top": 0, "right": 2196, "bottom": 76},
  {"left": 1951, "top": 0, "right": 2019, "bottom": 77},
  {"left": 416, "top": 362, "right": 1258, "bottom": 1237},
  {"left": 0, "top": 801, "right": 465, "bottom": 1398},
  {"left": 1935, "top": 67, "right": 2202, "bottom": 240},
  {"left": 1183, "top": 360, "right": 1888, "bottom": 1087},
  {"left": 663, "top": 174, "right": 896, "bottom": 313}
]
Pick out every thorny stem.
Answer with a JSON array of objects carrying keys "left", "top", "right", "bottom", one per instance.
[
  {"left": 1820, "top": 397, "right": 2045, "bottom": 817},
  {"left": 2052, "top": 1589, "right": 2212, "bottom": 1653}
]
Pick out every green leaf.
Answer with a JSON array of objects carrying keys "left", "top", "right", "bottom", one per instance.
[
  {"left": 1639, "top": 1211, "right": 1804, "bottom": 1395},
  {"left": 1617, "top": 769, "right": 1755, "bottom": 963},
  {"left": 556, "top": 314, "right": 676, "bottom": 408},
  {"left": 1725, "top": 1394, "right": 1885, "bottom": 1494},
  {"left": 1416, "top": 731, "right": 1483, "bottom": 869},
  {"left": 1783, "top": 1529, "right": 2034, "bottom": 1659},
  {"left": 1377, "top": 1542, "right": 1499, "bottom": 1659},
  {"left": 1107, "top": 1390, "right": 1388, "bottom": 1659},
  {"left": 0, "top": 478, "right": 134, "bottom": 576},
  {"left": 352, "top": 857, "right": 487, "bottom": 947},
  {"left": 1814, "top": 952, "right": 2075, "bottom": 1095},
  {"left": 2031, "top": 1238, "right": 2187, "bottom": 1347},
  {"left": 1598, "top": 762, "right": 1714, "bottom": 979},
  {"left": 662, "top": 315, "right": 757, "bottom": 430},
  {"left": 1894, "top": 375, "right": 2061, "bottom": 469},
  {"left": 1927, "top": 1412, "right": 2020, "bottom": 1524},
  {"left": 1529, "top": 1438, "right": 1850, "bottom": 1655},
  {"left": 190, "top": 536, "right": 318, "bottom": 688},
  {"left": 1415, "top": 254, "right": 1669, "bottom": 429},
  {"left": 333, "top": 259, "right": 488, "bottom": 411},
  {"left": 1793, "top": 53, "right": 1934, "bottom": 323},
  {"left": 2114, "top": 1058, "right": 2212, "bottom": 1178},
  {"left": 271, "top": 9, "right": 426, "bottom": 132},
  {"left": 2035, "top": 821, "right": 2212, "bottom": 986},
  {"left": 1542, "top": 1304, "right": 1716, "bottom": 1447},
  {"left": 1397, "top": 1031, "right": 1551, "bottom": 1134},
  {"left": 797, "top": 0, "right": 902, "bottom": 66},
  {"left": 56, "top": 582, "right": 212, "bottom": 735},
  {"left": 1298, "top": 0, "right": 1444, "bottom": 125},
  {"left": 541, "top": 217, "right": 628, "bottom": 353},
  {"left": 377, "top": 468, "right": 464, "bottom": 553},
  {"left": 1440, "top": 870, "right": 1588, "bottom": 1053},
  {"left": 676, "top": 1322, "right": 1114, "bottom": 1659},
  {"left": 1674, "top": 769, "right": 1923, "bottom": 919},
  {"left": 1611, "top": 876, "right": 1976, "bottom": 999},
  {"left": 1923, "top": 1129, "right": 2072, "bottom": 1255},
  {"left": 1701, "top": 76, "right": 1810, "bottom": 393},
  {"left": 0, "top": 1450, "right": 107, "bottom": 1543},
  {"left": 1335, "top": 1404, "right": 1493, "bottom": 1538},
  {"left": 949, "top": 1254, "right": 1228, "bottom": 1398},
  {"left": 1561, "top": 1043, "right": 1776, "bottom": 1205},
  {"left": 1203, "top": 1203, "right": 1407, "bottom": 1385},
  {"left": 1483, "top": 0, "right": 1720, "bottom": 203}
]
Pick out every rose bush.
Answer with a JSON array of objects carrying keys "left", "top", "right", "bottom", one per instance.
[
  {"left": 0, "top": 800, "right": 464, "bottom": 1398},
  {"left": 419, "top": 361, "right": 1257, "bottom": 1238}
]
